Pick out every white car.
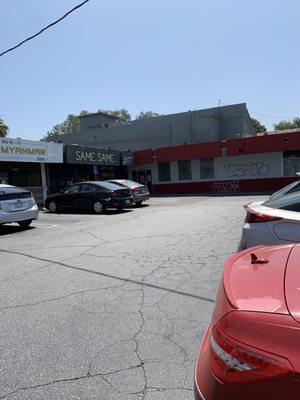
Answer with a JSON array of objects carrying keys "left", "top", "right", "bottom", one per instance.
[
  {"left": 240, "top": 192, "right": 300, "bottom": 249},
  {"left": 0, "top": 184, "right": 39, "bottom": 227}
]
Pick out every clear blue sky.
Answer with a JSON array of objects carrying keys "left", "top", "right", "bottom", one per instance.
[{"left": 1, "top": 0, "right": 300, "bottom": 140}]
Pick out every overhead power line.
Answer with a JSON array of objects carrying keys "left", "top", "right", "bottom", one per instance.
[
  {"left": 249, "top": 111, "right": 295, "bottom": 121},
  {"left": 0, "top": 0, "right": 91, "bottom": 57},
  {"left": 219, "top": 100, "right": 295, "bottom": 121}
]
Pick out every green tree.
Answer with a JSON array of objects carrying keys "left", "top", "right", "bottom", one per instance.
[
  {"left": 79, "top": 110, "right": 91, "bottom": 116},
  {"left": 46, "top": 114, "right": 80, "bottom": 137},
  {"left": 45, "top": 108, "right": 132, "bottom": 138},
  {"left": 136, "top": 110, "right": 160, "bottom": 120},
  {"left": 251, "top": 118, "right": 266, "bottom": 134},
  {"left": 98, "top": 108, "right": 131, "bottom": 122},
  {"left": 274, "top": 118, "right": 300, "bottom": 131},
  {"left": 45, "top": 111, "right": 94, "bottom": 138},
  {"left": 0, "top": 119, "right": 9, "bottom": 137}
]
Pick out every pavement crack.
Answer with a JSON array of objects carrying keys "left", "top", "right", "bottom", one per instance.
[
  {"left": 0, "top": 249, "right": 215, "bottom": 303},
  {"left": 0, "top": 286, "right": 121, "bottom": 313}
]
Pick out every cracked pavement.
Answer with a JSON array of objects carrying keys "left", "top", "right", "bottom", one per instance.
[{"left": 0, "top": 195, "right": 265, "bottom": 399}]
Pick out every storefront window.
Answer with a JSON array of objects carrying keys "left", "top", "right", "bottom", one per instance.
[
  {"left": 283, "top": 151, "right": 300, "bottom": 176},
  {"left": 27, "top": 171, "right": 42, "bottom": 186},
  {"left": 200, "top": 158, "right": 214, "bottom": 179},
  {"left": 178, "top": 160, "right": 191, "bottom": 180},
  {"left": 0, "top": 172, "right": 9, "bottom": 184},
  {"left": 10, "top": 170, "right": 41, "bottom": 187},
  {"left": 11, "top": 171, "right": 27, "bottom": 187},
  {"left": 99, "top": 165, "right": 116, "bottom": 180},
  {"left": 158, "top": 163, "right": 171, "bottom": 182}
]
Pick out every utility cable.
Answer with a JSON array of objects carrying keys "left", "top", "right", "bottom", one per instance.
[{"left": 0, "top": 0, "right": 91, "bottom": 57}]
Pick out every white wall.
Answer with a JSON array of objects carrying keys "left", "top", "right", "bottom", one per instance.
[
  {"left": 130, "top": 152, "right": 283, "bottom": 185},
  {"left": 215, "top": 152, "right": 283, "bottom": 180}
]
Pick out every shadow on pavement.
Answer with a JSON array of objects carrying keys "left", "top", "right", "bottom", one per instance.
[
  {"left": 134, "top": 203, "right": 149, "bottom": 208},
  {"left": 42, "top": 209, "right": 134, "bottom": 216},
  {"left": 0, "top": 225, "right": 35, "bottom": 236}
]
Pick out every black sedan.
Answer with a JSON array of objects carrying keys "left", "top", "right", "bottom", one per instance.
[{"left": 45, "top": 181, "right": 133, "bottom": 214}]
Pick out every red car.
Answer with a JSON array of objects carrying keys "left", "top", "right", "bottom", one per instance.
[{"left": 194, "top": 244, "right": 300, "bottom": 400}]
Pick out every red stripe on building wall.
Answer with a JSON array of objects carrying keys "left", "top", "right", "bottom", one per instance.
[
  {"left": 133, "top": 149, "right": 153, "bottom": 165},
  {"left": 155, "top": 141, "right": 222, "bottom": 162},
  {"left": 152, "top": 177, "right": 297, "bottom": 195},
  {"left": 133, "top": 141, "right": 222, "bottom": 165},
  {"left": 134, "top": 130, "right": 300, "bottom": 166},
  {"left": 227, "top": 131, "right": 300, "bottom": 156}
]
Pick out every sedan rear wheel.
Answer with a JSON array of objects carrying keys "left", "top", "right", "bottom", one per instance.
[
  {"left": 94, "top": 201, "right": 104, "bottom": 214},
  {"left": 48, "top": 201, "right": 58, "bottom": 213}
]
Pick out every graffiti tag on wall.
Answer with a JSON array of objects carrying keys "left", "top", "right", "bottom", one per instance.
[
  {"left": 212, "top": 180, "right": 240, "bottom": 192},
  {"left": 224, "top": 162, "right": 270, "bottom": 178}
]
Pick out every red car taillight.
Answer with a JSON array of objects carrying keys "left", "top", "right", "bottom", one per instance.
[
  {"left": 209, "top": 325, "right": 292, "bottom": 384},
  {"left": 244, "top": 205, "right": 282, "bottom": 223}
]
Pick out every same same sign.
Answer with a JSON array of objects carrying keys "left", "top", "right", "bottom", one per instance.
[{"left": 66, "top": 145, "right": 120, "bottom": 166}]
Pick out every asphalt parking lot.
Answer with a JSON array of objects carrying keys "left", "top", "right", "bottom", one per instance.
[{"left": 0, "top": 195, "right": 266, "bottom": 400}]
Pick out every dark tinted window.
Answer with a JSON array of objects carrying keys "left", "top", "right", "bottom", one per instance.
[
  {"left": 283, "top": 151, "right": 300, "bottom": 177},
  {"left": 178, "top": 160, "right": 192, "bottom": 180},
  {"left": 80, "top": 183, "right": 96, "bottom": 192},
  {"left": 158, "top": 163, "right": 171, "bottom": 182},
  {"left": 64, "top": 185, "right": 80, "bottom": 194},
  {"left": 200, "top": 158, "right": 214, "bottom": 179},
  {"left": 286, "top": 182, "right": 300, "bottom": 195},
  {"left": 268, "top": 181, "right": 300, "bottom": 201},
  {"left": 0, "top": 192, "right": 31, "bottom": 201},
  {"left": 264, "top": 192, "right": 300, "bottom": 212}
]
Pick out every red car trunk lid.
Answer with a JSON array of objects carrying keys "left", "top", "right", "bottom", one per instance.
[
  {"left": 223, "top": 245, "right": 294, "bottom": 315},
  {"left": 285, "top": 244, "right": 300, "bottom": 323}
]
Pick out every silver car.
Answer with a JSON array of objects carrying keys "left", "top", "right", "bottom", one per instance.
[
  {"left": 239, "top": 192, "right": 300, "bottom": 249},
  {"left": 106, "top": 179, "right": 150, "bottom": 205},
  {"left": 0, "top": 184, "right": 39, "bottom": 227}
]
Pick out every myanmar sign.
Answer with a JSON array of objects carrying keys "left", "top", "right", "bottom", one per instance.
[{"left": 0, "top": 138, "right": 63, "bottom": 163}]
